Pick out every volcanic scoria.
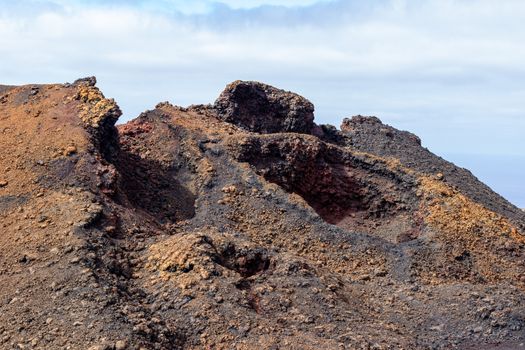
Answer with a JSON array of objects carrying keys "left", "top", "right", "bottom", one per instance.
[{"left": 0, "top": 78, "right": 524, "bottom": 349}]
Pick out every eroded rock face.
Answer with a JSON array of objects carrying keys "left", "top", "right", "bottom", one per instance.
[
  {"left": 1, "top": 78, "right": 525, "bottom": 350},
  {"left": 341, "top": 115, "right": 422, "bottom": 146},
  {"left": 214, "top": 80, "right": 315, "bottom": 134},
  {"left": 227, "top": 133, "right": 422, "bottom": 242},
  {"left": 340, "top": 115, "right": 525, "bottom": 230}
]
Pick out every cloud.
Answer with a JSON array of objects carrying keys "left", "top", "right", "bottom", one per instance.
[{"left": 11, "top": 0, "right": 337, "bottom": 15}]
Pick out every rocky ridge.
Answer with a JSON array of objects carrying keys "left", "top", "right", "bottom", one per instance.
[{"left": 0, "top": 79, "right": 524, "bottom": 349}]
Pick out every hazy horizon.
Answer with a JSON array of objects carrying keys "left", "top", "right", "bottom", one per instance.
[{"left": 1, "top": 0, "right": 524, "bottom": 207}]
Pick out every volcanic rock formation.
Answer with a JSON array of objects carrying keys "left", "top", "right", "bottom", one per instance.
[
  {"left": 214, "top": 80, "right": 316, "bottom": 134},
  {"left": 0, "top": 78, "right": 524, "bottom": 349}
]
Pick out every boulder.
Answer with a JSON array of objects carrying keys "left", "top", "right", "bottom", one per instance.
[{"left": 214, "top": 80, "right": 315, "bottom": 134}]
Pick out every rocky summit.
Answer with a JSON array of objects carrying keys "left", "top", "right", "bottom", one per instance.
[{"left": 0, "top": 78, "right": 524, "bottom": 350}]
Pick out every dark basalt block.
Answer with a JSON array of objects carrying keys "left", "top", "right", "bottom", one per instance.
[{"left": 214, "top": 80, "right": 315, "bottom": 134}]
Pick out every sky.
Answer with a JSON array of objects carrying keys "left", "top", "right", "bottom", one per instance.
[{"left": 0, "top": 0, "right": 524, "bottom": 207}]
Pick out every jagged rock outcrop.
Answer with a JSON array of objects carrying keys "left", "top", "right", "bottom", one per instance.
[
  {"left": 340, "top": 115, "right": 525, "bottom": 230},
  {"left": 1, "top": 79, "right": 524, "bottom": 349},
  {"left": 214, "top": 80, "right": 316, "bottom": 134}
]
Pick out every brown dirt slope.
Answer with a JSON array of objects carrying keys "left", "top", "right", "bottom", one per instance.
[{"left": 0, "top": 78, "right": 524, "bottom": 349}]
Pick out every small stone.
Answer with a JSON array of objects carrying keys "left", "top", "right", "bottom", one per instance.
[
  {"left": 115, "top": 340, "right": 128, "bottom": 350},
  {"left": 0, "top": 180, "right": 7, "bottom": 187},
  {"left": 374, "top": 269, "right": 388, "bottom": 277},
  {"left": 430, "top": 324, "right": 444, "bottom": 332},
  {"left": 88, "top": 346, "right": 110, "bottom": 350},
  {"left": 221, "top": 185, "right": 237, "bottom": 194},
  {"left": 64, "top": 145, "right": 77, "bottom": 156},
  {"left": 200, "top": 269, "right": 211, "bottom": 280},
  {"left": 104, "top": 226, "right": 116, "bottom": 234},
  {"left": 298, "top": 315, "right": 314, "bottom": 324},
  {"left": 359, "top": 274, "right": 371, "bottom": 281},
  {"left": 327, "top": 284, "right": 338, "bottom": 292},
  {"left": 70, "top": 257, "right": 80, "bottom": 264}
]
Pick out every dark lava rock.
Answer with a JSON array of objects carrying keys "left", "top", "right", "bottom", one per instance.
[
  {"left": 341, "top": 115, "right": 422, "bottom": 146},
  {"left": 340, "top": 115, "right": 525, "bottom": 229},
  {"left": 74, "top": 76, "right": 97, "bottom": 87},
  {"left": 214, "top": 80, "right": 315, "bottom": 134}
]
